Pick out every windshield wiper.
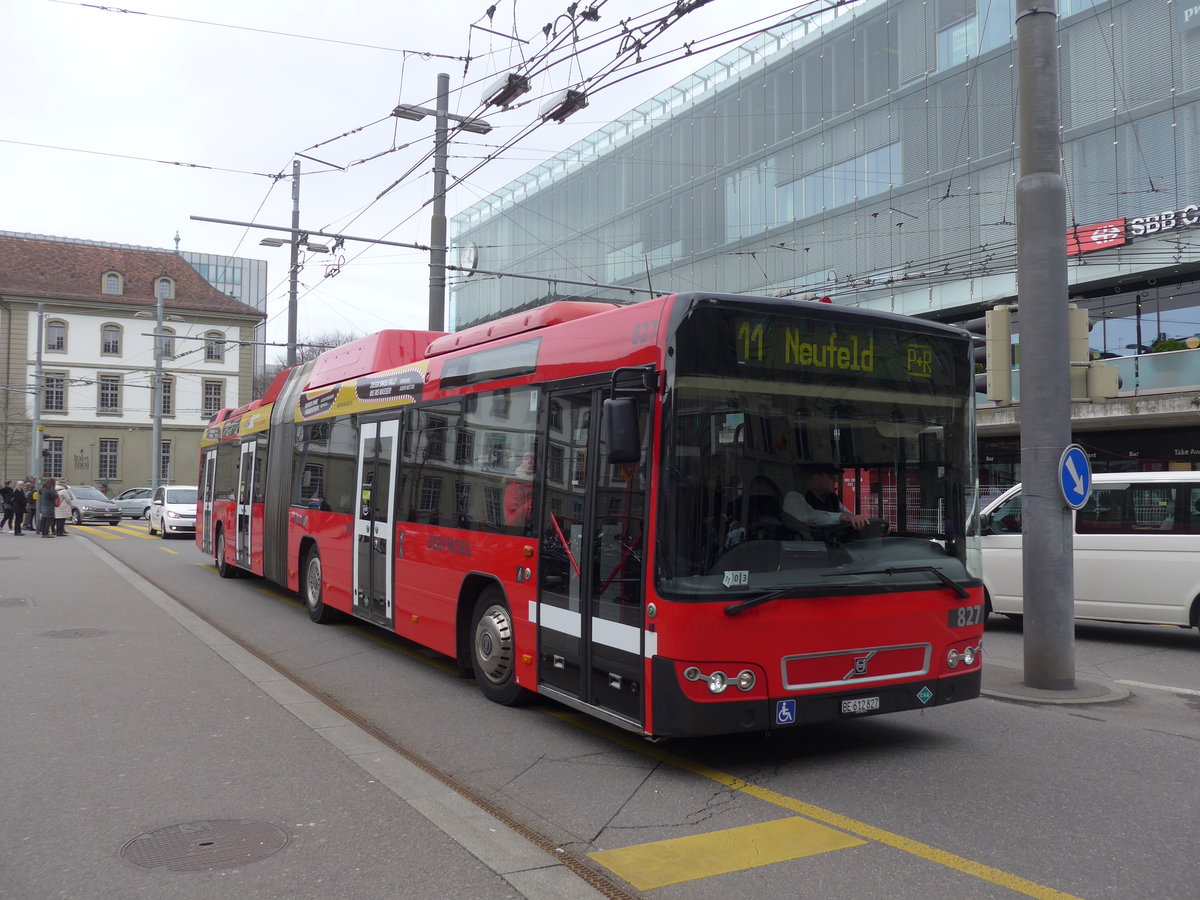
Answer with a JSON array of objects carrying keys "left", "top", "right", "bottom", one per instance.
[
  {"left": 828, "top": 565, "right": 969, "bottom": 599},
  {"left": 724, "top": 587, "right": 797, "bottom": 617}
]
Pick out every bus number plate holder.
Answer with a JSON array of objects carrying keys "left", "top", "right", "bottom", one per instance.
[{"left": 841, "top": 696, "right": 880, "bottom": 714}]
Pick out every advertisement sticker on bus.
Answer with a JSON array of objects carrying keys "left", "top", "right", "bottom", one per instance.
[{"left": 295, "top": 361, "right": 428, "bottom": 422}]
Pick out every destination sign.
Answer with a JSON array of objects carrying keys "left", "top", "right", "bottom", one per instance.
[{"left": 672, "top": 304, "right": 964, "bottom": 392}]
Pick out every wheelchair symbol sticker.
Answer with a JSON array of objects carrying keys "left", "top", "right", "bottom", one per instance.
[{"left": 775, "top": 699, "right": 796, "bottom": 725}]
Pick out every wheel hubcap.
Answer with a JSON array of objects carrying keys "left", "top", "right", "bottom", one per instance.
[
  {"left": 306, "top": 556, "right": 321, "bottom": 609},
  {"left": 474, "top": 604, "right": 514, "bottom": 685}
]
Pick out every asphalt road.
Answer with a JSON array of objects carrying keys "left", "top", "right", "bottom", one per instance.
[{"left": 73, "top": 521, "right": 1200, "bottom": 899}]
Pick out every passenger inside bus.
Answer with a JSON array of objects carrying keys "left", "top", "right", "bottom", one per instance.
[{"left": 503, "top": 449, "right": 536, "bottom": 532}]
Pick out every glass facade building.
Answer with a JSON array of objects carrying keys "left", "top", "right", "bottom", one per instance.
[
  {"left": 451, "top": 0, "right": 1200, "bottom": 359},
  {"left": 450, "top": 0, "right": 1200, "bottom": 480}
]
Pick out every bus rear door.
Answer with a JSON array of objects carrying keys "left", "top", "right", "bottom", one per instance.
[
  {"left": 353, "top": 418, "right": 399, "bottom": 629},
  {"left": 537, "top": 387, "right": 648, "bottom": 729}
]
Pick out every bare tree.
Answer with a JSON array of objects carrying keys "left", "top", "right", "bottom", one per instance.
[{"left": 254, "top": 329, "right": 363, "bottom": 396}]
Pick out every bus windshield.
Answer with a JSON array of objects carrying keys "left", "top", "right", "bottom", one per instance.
[{"left": 657, "top": 301, "right": 979, "bottom": 600}]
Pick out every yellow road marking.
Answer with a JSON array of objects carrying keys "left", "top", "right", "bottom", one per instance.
[
  {"left": 554, "top": 711, "right": 1082, "bottom": 900},
  {"left": 81, "top": 528, "right": 122, "bottom": 540},
  {"left": 160, "top": 547, "right": 179, "bottom": 555},
  {"left": 590, "top": 816, "right": 864, "bottom": 890}
]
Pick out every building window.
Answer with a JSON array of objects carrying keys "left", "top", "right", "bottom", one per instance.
[
  {"left": 202, "top": 380, "right": 224, "bottom": 418},
  {"left": 101, "top": 324, "right": 121, "bottom": 355},
  {"left": 204, "top": 331, "right": 225, "bottom": 361},
  {"left": 158, "top": 327, "right": 176, "bottom": 358},
  {"left": 156, "top": 277, "right": 174, "bottom": 300},
  {"left": 46, "top": 320, "right": 67, "bottom": 352},
  {"left": 419, "top": 476, "right": 442, "bottom": 512},
  {"left": 454, "top": 428, "right": 475, "bottom": 465},
  {"left": 43, "top": 373, "right": 66, "bottom": 412},
  {"left": 160, "top": 377, "right": 174, "bottom": 417},
  {"left": 43, "top": 437, "right": 64, "bottom": 478},
  {"left": 493, "top": 388, "right": 511, "bottom": 418},
  {"left": 98, "top": 374, "right": 121, "bottom": 414},
  {"left": 98, "top": 438, "right": 118, "bottom": 480},
  {"left": 936, "top": 17, "right": 977, "bottom": 70},
  {"left": 425, "top": 415, "right": 447, "bottom": 460},
  {"left": 103, "top": 272, "right": 123, "bottom": 294},
  {"left": 158, "top": 440, "right": 172, "bottom": 484}
]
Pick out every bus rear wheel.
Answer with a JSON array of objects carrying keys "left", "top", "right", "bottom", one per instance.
[
  {"left": 215, "top": 529, "right": 239, "bottom": 579},
  {"left": 304, "top": 546, "right": 338, "bottom": 624},
  {"left": 470, "top": 588, "right": 531, "bottom": 706}
]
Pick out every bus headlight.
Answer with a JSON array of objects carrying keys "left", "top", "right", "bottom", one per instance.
[
  {"left": 946, "top": 643, "right": 981, "bottom": 669},
  {"left": 683, "top": 666, "right": 759, "bottom": 694}
]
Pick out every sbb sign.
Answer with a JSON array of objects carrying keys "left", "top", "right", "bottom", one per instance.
[
  {"left": 1129, "top": 204, "right": 1200, "bottom": 237},
  {"left": 1068, "top": 202, "right": 1200, "bottom": 256}
]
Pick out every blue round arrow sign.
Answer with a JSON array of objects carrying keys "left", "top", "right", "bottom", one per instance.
[{"left": 1059, "top": 444, "right": 1092, "bottom": 509}]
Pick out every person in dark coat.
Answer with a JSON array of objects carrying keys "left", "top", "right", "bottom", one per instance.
[
  {"left": 36, "top": 478, "right": 57, "bottom": 537},
  {"left": 10, "top": 481, "right": 26, "bottom": 535},
  {"left": 0, "top": 480, "right": 13, "bottom": 531},
  {"left": 22, "top": 478, "right": 36, "bottom": 531}
]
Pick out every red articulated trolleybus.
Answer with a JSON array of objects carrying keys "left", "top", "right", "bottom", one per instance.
[{"left": 199, "top": 292, "right": 985, "bottom": 738}]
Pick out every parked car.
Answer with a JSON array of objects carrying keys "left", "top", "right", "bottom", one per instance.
[
  {"left": 60, "top": 485, "right": 122, "bottom": 526},
  {"left": 147, "top": 484, "right": 198, "bottom": 539},
  {"left": 980, "top": 471, "right": 1200, "bottom": 631},
  {"left": 113, "top": 486, "right": 154, "bottom": 519}
]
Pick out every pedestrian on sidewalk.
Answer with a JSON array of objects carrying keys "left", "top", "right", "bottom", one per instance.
[
  {"left": 10, "top": 482, "right": 26, "bottom": 535},
  {"left": 54, "top": 481, "right": 70, "bottom": 536},
  {"left": 0, "top": 480, "right": 14, "bottom": 531},
  {"left": 22, "top": 477, "right": 36, "bottom": 531},
  {"left": 37, "top": 478, "right": 57, "bottom": 537}
]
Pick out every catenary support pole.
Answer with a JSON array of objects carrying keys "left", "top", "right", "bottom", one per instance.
[
  {"left": 1015, "top": 0, "right": 1075, "bottom": 689},
  {"left": 428, "top": 72, "right": 450, "bottom": 332},
  {"left": 32, "top": 303, "right": 44, "bottom": 479},
  {"left": 287, "top": 159, "right": 300, "bottom": 368}
]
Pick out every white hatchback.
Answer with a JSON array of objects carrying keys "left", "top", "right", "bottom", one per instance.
[
  {"left": 147, "top": 484, "right": 199, "bottom": 539},
  {"left": 980, "top": 471, "right": 1200, "bottom": 631}
]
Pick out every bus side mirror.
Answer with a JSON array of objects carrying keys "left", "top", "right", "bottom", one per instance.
[{"left": 604, "top": 397, "right": 641, "bottom": 464}]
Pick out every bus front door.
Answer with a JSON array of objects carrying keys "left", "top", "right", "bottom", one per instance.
[
  {"left": 536, "top": 388, "right": 649, "bottom": 729},
  {"left": 353, "top": 419, "right": 398, "bottom": 628}
]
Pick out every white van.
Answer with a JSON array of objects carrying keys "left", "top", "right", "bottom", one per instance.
[{"left": 980, "top": 471, "right": 1200, "bottom": 632}]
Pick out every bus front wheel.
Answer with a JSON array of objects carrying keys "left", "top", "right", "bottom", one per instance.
[
  {"left": 304, "top": 546, "right": 339, "bottom": 624},
  {"left": 470, "top": 588, "right": 531, "bottom": 706}
]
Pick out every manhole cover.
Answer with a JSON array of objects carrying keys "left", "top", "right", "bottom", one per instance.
[
  {"left": 40, "top": 628, "right": 109, "bottom": 638},
  {"left": 121, "top": 820, "right": 290, "bottom": 871}
]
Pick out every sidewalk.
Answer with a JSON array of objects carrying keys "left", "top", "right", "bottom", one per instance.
[{"left": 0, "top": 532, "right": 604, "bottom": 900}]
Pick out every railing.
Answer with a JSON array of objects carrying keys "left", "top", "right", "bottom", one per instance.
[{"left": 980, "top": 347, "right": 1200, "bottom": 403}]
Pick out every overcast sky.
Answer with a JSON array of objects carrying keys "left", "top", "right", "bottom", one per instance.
[{"left": 4, "top": 0, "right": 797, "bottom": 356}]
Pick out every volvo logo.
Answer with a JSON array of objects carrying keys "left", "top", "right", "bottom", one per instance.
[{"left": 845, "top": 651, "right": 877, "bottom": 680}]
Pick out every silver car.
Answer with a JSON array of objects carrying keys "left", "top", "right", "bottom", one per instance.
[
  {"left": 113, "top": 486, "right": 154, "bottom": 519},
  {"left": 61, "top": 485, "right": 122, "bottom": 526}
]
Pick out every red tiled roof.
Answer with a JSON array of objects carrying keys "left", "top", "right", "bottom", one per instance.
[{"left": 0, "top": 234, "right": 264, "bottom": 319}]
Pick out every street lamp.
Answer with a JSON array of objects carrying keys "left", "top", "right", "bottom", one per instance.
[
  {"left": 134, "top": 305, "right": 183, "bottom": 490},
  {"left": 392, "top": 74, "right": 491, "bottom": 332}
]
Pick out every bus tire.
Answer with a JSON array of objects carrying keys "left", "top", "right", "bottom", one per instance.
[
  {"left": 304, "top": 545, "right": 339, "bottom": 624},
  {"left": 215, "top": 529, "right": 239, "bottom": 579},
  {"left": 470, "top": 588, "right": 531, "bottom": 707}
]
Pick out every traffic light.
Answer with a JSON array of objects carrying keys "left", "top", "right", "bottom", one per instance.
[{"left": 965, "top": 306, "right": 1013, "bottom": 403}]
